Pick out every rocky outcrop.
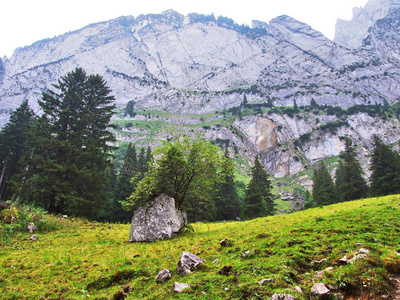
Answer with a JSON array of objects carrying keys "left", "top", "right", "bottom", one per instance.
[
  {"left": 129, "top": 194, "right": 187, "bottom": 242},
  {"left": 335, "top": 0, "right": 400, "bottom": 49}
]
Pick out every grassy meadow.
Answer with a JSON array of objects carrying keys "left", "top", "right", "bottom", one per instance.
[{"left": 1, "top": 195, "right": 400, "bottom": 299}]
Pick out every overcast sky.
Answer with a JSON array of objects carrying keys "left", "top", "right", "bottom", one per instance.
[{"left": 1, "top": 0, "right": 368, "bottom": 58}]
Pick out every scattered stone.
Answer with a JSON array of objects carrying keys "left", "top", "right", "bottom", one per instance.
[
  {"left": 339, "top": 256, "right": 348, "bottom": 264},
  {"left": 62, "top": 215, "right": 68, "bottom": 219},
  {"left": 295, "top": 286, "right": 303, "bottom": 294},
  {"left": 359, "top": 248, "right": 370, "bottom": 254},
  {"left": 314, "top": 270, "right": 325, "bottom": 279},
  {"left": 224, "top": 287, "right": 229, "bottom": 291},
  {"left": 129, "top": 194, "right": 187, "bottom": 242},
  {"left": 201, "top": 291, "right": 207, "bottom": 296},
  {"left": 348, "top": 254, "right": 367, "bottom": 264},
  {"left": 212, "top": 259, "right": 219, "bottom": 264},
  {"left": 313, "top": 259, "right": 327, "bottom": 264},
  {"left": 177, "top": 252, "right": 204, "bottom": 275},
  {"left": 258, "top": 278, "right": 273, "bottom": 285},
  {"left": 155, "top": 269, "right": 171, "bottom": 282},
  {"left": 324, "top": 267, "right": 334, "bottom": 272},
  {"left": 27, "top": 223, "right": 37, "bottom": 233},
  {"left": 241, "top": 250, "right": 251, "bottom": 257},
  {"left": 173, "top": 282, "right": 189, "bottom": 293},
  {"left": 29, "top": 235, "right": 38, "bottom": 241},
  {"left": 220, "top": 239, "right": 232, "bottom": 247},
  {"left": 270, "top": 294, "right": 297, "bottom": 300},
  {"left": 219, "top": 265, "right": 233, "bottom": 276},
  {"left": 236, "top": 217, "right": 241, "bottom": 221},
  {"left": 311, "top": 283, "right": 330, "bottom": 295},
  {"left": 356, "top": 242, "right": 363, "bottom": 246}
]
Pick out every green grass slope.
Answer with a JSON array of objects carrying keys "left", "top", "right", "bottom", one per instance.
[{"left": 1, "top": 196, "right": 400, "bottom": 299}]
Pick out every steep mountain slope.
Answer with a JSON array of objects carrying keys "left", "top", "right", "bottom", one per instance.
[
  {"left": 334, "top": 0, "right": 400, "bottom": 49},
  {"left": 2, "top": 8, "right": 400, "bottom": 182},
  {"left": 1, "top": 10, "right": 400, "bottom": 125}
]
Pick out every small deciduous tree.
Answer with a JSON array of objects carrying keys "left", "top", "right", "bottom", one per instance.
[{"left": 123, "top": 134, "right": 230, "bottom": 212}]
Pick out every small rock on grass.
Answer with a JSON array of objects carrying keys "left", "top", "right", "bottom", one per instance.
[
  {"left": 295, "top": 286, "right": 303, "bottom": 294},
  {"left": 258, "top": 278, "right": 273, "bottom": 285},
  {"left": 30, "top": 235, "right": 38, "bottom": 241},
  {"left": 313, "top": 259, "right": 327, "bottom": 264},
  {"left": 270, "top": 294, "right": 297, "bottom": 300},
  {"left": 359, "top": 248, "right": 370, "bottom": 254},
  {"left": 155, "top": 269, "right": 171, "bottom": 282},
  {"left": 174, "top": 282, "right": 189, "bottom": 292},
  {"left": 311, "top": 283, "right": 330, "bottom": 295},
  {"left": 27, "top": 223, "right": 37, "bottom": 233},
  {"left": 177, "top": 252, "right": 204, "bottom": 275},
  {"left": 220, "top": 239, "right": 232, "bottom": 247}
]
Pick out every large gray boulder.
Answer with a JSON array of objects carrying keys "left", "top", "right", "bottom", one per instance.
[{"left": 129, "top": 194, "right": 187, "bottom": 242}]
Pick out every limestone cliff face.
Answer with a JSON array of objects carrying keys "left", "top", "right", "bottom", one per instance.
[
  {"left": 334, "top": 0, "right": 400, "bottom": 49},
  {"left": 2, "top": 10, "right": 400, "bottom": 127},
  {"left": 232, "top": 112, "right": 400, "bottom": 182}
]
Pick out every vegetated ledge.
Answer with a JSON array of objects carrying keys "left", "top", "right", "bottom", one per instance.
[{"left": 0, "top": 195, "right": 399, "bottom": 299}]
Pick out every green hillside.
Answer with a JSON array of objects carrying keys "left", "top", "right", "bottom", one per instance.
[{"left": 1, "top": 195, "right": 400, "bottom": 299}]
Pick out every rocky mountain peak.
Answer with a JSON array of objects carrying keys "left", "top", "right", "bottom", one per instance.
[
  {"left": 268, "top": 14, "right": 326, "bottom": 42},
  {"left": 334, "top": 0, "right": 400, "bottom": 49},
  {"left": 362, "top": 7, "right": 400, "bottom": 61}
]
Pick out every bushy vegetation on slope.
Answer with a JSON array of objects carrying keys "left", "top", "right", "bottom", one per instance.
[{"left": 1, "top": 195, "right": 399, "bottom": 299}]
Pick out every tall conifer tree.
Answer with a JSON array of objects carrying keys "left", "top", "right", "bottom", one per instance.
[
  {"left": 242, "top": 156, "right": 274, "bottom": 219},
  {"left": 334, "top": 160, "right": 345, "bottom": 200},
  {"left": 312, "top": 162, "right": 337, "bottom": 206},
  {"left": 0, "top": 100, "right": 34, "bottom": 200},
  {"left": 21, "top": 68, "right": 116, "bottom": 218},
  {"left": 342, "top": 138, "right": 368, "bottom": 202},
  {"left": 214, "top": 147, "right": 240, "bottom": 220},
  {"left": 369, "top": 135, "right": 400, "bottom": 196}
]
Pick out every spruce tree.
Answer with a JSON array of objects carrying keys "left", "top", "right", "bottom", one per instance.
[
  {"left": 214, "top": 148, "right": 240, "bottom": 220},
  {"left": 21, "top": 68, "right": 116, "bottom": 218},
  {"left": 369, "top": 135, "right": 400, "bottom": 196},
  {"left": 242, "top": 156, "right": 274, "bottom": 219},
  {"left": 312, "top": 162, "right": 337, "bottom": 206},
  {"left": 0, "top": 100, "right": 34, "bottom": 200},
  {"left": 334, "top": 160, "right": 345, "bottom": 200},
  {"left": 115, "top": 143, "right": 138, "bottom": 201},
  {"left": 111, "top": 143, "right": 138, "bottom": 222},
  {"left": 342, "top": 138, "right": 368, "bottom": 202}
]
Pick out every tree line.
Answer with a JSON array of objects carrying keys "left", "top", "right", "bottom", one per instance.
[
  {"left": 0, "top": 68, "right": 275, "bottom": 222},
  {"left": 312, "top": 136, "right": 400, "bottom": 207}
]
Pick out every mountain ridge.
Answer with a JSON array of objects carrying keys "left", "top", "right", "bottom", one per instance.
[{"left": 2, "top": 6, "right": 400, "bottom": 181}]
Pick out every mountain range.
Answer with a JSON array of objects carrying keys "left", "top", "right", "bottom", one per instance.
[{"left": 1, "top": 0, "right": 400, "bottom": 185}]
